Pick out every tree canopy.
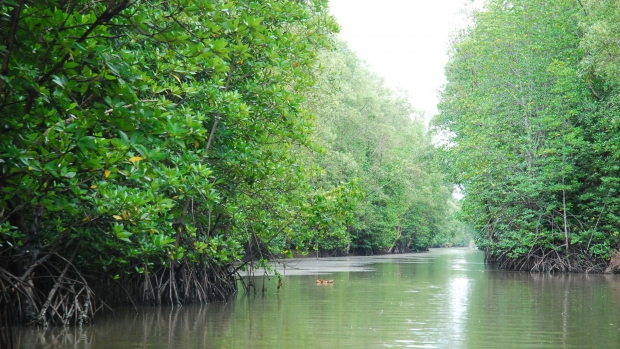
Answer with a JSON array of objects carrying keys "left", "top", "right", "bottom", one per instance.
[
  {"left": 303, "top": 42, "right": 462, "bottom": 255},
  {"left": 1, "top": 0, "right": 460, "bottom": 326},
  {"left": 0, "top": 0, "right": 339, "bottom": 325},
  {"left": 435, "top": 0, "right": 620, "bottom": 272}
]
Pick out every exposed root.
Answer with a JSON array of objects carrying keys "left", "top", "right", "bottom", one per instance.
[
  {"left": 0, "top": 251, "right": 96, "bottom": 327},
  {"left": 604, "top": 251, "right": 620, "bottom": 274},
  {"left": 0, "top": 283, "right": 14, "bottom": 349},
  {"left": 485, "top": 245, "right": 609, "bottom": 273},
  {"left": 91, "top": 262, "right": 238, "bottom": 308},
  {"left": 1, "top": 252, "right": 239, "bottom": 327}
]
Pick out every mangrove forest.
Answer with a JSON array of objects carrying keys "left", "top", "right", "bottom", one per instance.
[
  {"left": 0, "top": 0, "right": 460, "bottom": 328},
  {"left": 434, "top": 0, "right": 620, "bottom": 273},
  {"left": 3, "top": 0, "right": 620, "bottom": 334}
]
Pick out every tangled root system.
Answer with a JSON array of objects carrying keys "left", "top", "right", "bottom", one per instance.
[{"left": 485, "top": 245, "right": 610, "bottom": 274}]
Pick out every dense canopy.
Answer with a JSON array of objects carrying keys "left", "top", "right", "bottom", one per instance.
[
  {"left": 435, "top": 0, "right": 620, "bottom": 272},
  {"left": 0, "top": 0, "right": 458, "bottom": 326}
]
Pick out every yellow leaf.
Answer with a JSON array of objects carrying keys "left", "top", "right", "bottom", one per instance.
[
  {"left": 104, "top": 169, "right": 111, "bottom": 178},
  {"left": 122, "top": 211, "right": 127, "bottom": 220},
  {"left": 83, "top": 215, "right": 91, "bottom": 222},
  {"left": 113, "top": 215, "right": 122, "bottom": 220},
  {"left": 128, "top": 156, "right": 143, "bottom": 162},
  {"left": 172, "top": 74, "right": 181, "bottom": 83},
  {"left": 90, "top": 185, "right": 97, "bottom": 189},
  {"left": 194, "top": 139, "right": 199, "bottom": 148}
]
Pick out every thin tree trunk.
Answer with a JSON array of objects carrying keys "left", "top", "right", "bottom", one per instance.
[
  {"left": 387, "top": 225, "right": 402, "bottom": 253},
  {"left": 562, "top": 174, "right": 569, "bottom": 251},
  {"left": 562, "top": 147, "right": 569, "bottom": 251}
]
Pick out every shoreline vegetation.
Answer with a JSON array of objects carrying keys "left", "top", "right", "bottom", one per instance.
[
  {"left": 434, "top": 0, "right": 620, "bottom": 274},
  {"left": 0, "top": 0, "right": 461, "bottom": 330}
]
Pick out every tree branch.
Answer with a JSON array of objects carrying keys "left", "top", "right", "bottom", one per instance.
[
  {"left": 202, "top": 57, "right": 236, "bottom": 161},
  {"left": 577, "top": 0, "right": 588, "bottom": 16},
  {"left": 587, "top": 83, "right": 601, "bottom": 100},
  {"left": 0, "top": 0, "right": 26, "bottom": 99},
  {"left": 24, "top": 0, "right": 132, "bottom": 114}
]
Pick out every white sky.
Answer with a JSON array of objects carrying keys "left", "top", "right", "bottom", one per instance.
[{"left": 328, "top": 0, "right": 481, "bottom": 118}]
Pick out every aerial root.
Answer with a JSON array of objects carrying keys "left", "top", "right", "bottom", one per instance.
[
  {"left": 0, "top": 251, "right": 96, "bottom": 326},
  {"left": 1, "top": 255, "right": 239, "bottom": 326},
  {"left": 485, "top": 246, "right": 608, "bottom": 273},
  {"left": 103, "top": 262, "right": 238, "bottom": 307}
]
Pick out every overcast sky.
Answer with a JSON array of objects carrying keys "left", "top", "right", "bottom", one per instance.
[{"left": 328, "top": 0, "right": 480, "bottom": 118}]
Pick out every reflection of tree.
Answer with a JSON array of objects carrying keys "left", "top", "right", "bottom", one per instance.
[
  {"left": 14, "top": 325, "right": 94, "bottom": 349},
  {"left": 13, "top": 305, "right": 236, "bottom": 348},
  {"left": 467, "top": 271, "right": 620, "bottom": 347},
  {"left": 604, "top": 274, "right": 620, "bottom": 294}
]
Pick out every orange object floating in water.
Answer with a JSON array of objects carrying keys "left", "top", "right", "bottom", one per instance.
[{"left": 316, "top": 279, "right": 334, "bottom": 285}]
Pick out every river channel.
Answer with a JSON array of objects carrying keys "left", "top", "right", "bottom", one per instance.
[{"left": 13, "top": 248, "right": 620, "bottom": 348}]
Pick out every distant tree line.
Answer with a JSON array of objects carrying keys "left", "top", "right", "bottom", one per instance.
[{"left": 302, "top": 42, "right": 464, "bottom": 255}]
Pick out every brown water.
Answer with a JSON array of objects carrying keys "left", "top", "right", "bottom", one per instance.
[{"left": 13, "top": 248, "right": 620, "bottom": 348}]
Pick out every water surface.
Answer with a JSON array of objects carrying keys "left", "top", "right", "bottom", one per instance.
[{"left": 14, "top": 248, "right": 620, "bottom": 348}]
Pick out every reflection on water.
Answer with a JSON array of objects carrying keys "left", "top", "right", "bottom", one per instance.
[
  {"left": 14, "top": 304, "right": 237, "bottom": 349},
  {"left": 448, "top": 277, "right": 469, "bottom": 345},
  {"left": 13, "top": 248, "right": 620, "bottom": 349}
]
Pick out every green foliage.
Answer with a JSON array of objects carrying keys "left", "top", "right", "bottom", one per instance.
[
  {"left": 0, "top": 0, "right": 338, "bottom": 286},
  {"left": 303, "top": 43, "right": 459, "bottom": 254},
  {"left": 1, "top": 1, "right": 460, "bottom": 323},
  {"left": 435, "top": 0, "right": 620, "bottom": 268}
]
